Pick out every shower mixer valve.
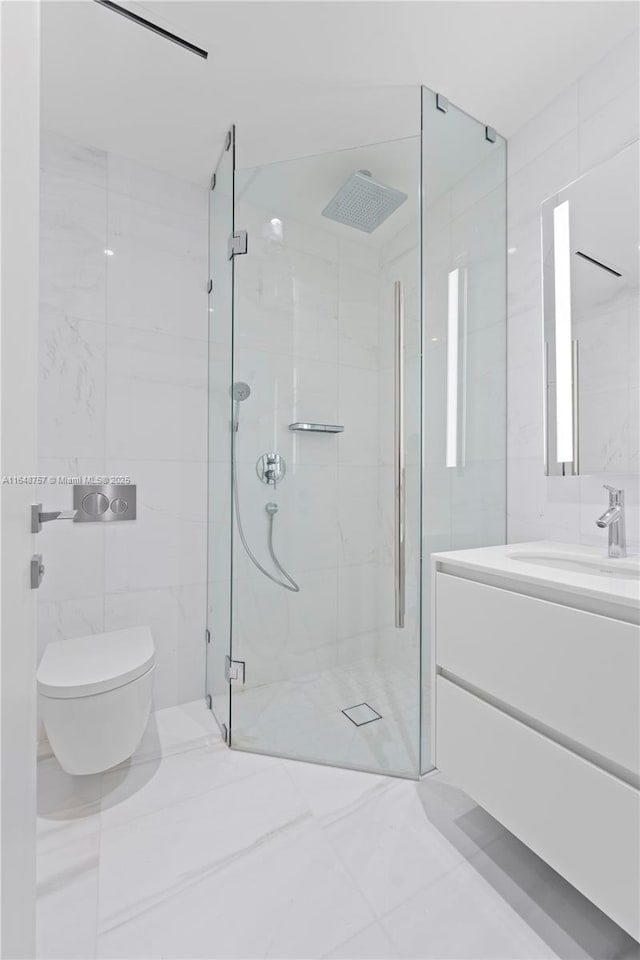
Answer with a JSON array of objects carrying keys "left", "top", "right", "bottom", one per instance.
[{"left": 256, "top": 453, "right": 286, "bottom": 487}]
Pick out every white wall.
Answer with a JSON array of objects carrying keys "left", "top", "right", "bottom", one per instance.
[
  {"left": 507, "top": 29, "right": 640, "bottom": 551},
  {"left": 37, "top": 132, "right": 208, "bottom": 717},
  {"left": 0, "top": 2, "right": 40, "bottom": 954}
]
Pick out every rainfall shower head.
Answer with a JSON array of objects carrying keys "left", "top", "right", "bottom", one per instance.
[
  {"left": 231, "top": 382, "right": 251, "bottom": 402},
  {"left": 321, "top": 170, "right": 408, "bottom": 234}
]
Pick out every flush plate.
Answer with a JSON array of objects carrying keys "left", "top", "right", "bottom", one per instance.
[{"left": 72, "top": 484, "right": 136, "bottom": 522}]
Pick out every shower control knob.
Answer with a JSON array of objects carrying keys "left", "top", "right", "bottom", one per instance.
[{"left": 256, "top": 453, "right": 286, "bottom": 486}]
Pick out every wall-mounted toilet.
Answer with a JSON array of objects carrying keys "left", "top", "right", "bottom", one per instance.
[{"left": 37, "top": 626, "right": 155, "bottom": 776}]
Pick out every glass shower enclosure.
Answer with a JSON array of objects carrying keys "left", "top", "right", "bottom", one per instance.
[{"left": 207, "top": 87, "right": 506, "bottom": 778}]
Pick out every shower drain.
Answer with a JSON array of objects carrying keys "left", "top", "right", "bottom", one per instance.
[{"left": 342, "top": 702, "right": 383, "bottom": 727}]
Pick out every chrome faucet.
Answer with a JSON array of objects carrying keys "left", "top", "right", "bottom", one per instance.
[{"left": 596, "top": 485, "right": 627, "bottom": 558}]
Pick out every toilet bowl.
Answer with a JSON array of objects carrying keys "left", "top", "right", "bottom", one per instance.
[{"left": 37, "top": 626, "right": 155, "bottom": 775}]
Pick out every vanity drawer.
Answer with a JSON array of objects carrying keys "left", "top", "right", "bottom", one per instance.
[
  {"left": 436, "top": 676, "right": 640, "bottom": 939},
  {"left": 435, "top": 572, "right": 640, "bottom": 776}
]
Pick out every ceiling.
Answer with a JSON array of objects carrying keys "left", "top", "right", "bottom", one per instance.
[{"left": 41, "top": 1, "right": 639, "bottom": 185}]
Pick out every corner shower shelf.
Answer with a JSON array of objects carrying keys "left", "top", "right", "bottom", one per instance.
[{"left": 289, "top": 422, "right": 344, "bottom": 434}]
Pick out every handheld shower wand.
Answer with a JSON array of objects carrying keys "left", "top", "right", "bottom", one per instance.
[{"left": 229, "top": 383, "right": 300, "bottom": 593}]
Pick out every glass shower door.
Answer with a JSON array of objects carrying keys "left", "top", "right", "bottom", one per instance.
[
  {"left": 206, "top": 128, "right": 235, "bottom": 739},
  {"left": 227, "top": 132, "right": 424, "bottom": 777}
]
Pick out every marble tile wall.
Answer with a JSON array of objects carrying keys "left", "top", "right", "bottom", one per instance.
[
  {"left": 507, "top": 29, "right": 640, "bottom": 550},
  {"left": 38, "top": 132, "right": 208, "bottom": 715}
]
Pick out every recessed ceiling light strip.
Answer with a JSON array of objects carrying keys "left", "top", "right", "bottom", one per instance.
[{"left": 93, "top": 0, "right": 208, "bottom": 59}]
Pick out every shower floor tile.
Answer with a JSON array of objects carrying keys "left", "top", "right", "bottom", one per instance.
[{"left": 223, "top": 655, "right": 421, "bottom": 777}]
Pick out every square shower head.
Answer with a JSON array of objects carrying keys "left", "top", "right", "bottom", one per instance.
[{"left": 321, "top": 170, "right": 408, "bottom": 234}]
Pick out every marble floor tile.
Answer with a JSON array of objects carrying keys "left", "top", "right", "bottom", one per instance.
[
  {"left": 380, "top": 858, "right": 561, "bottom": 959},
  {"left": 323, "top": 778, "right": 469, "bottom": 917},
  {"left": 324, "top": 921, "right": 400, "bottom": 959},
  {"left": 37, "top": 702, "right": 638, "bottom": 960},
  {"left": 97, "top": 817, "right": 374, "bottom": 960},
  {"left": 37, "top": 800, "right": 101, "bottom": 960},
  {"left": 101, "top": 742, "right": 278, "bottom": 831},
  {"left": 97, "top": 764, "right": 310, "bottom": 932}
]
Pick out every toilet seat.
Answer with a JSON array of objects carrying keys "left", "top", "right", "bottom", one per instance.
[{"left": 37, "top": 626, "right": 155, "bottom": 699}]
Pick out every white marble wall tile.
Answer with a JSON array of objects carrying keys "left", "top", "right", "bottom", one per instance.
[
  {"left": 36, "top": 517, "right": 105, "bottom": 604},
  {"left": 37, "top": 596, "right": 105, "bottom": 662},
  {"left": 337, "top": 366, "right": 379, "bottom": 467},
  {"left": 39, "top": 312, "right": 106, "bottom": 460},
  {"left": 39, "top": 133, "right": 210, "bottom": 714},
  {"left": 579, "top": 386, "right": 632, "bottom": 474},
  {"left": 337, "top": 236, "right": 380, "bottom": 276},
  {"left": 106, "top": 190, "right": 207, "bottom": 341},
  {"left": 40, "top": 168, "right": 108, "bottom": 323},
  {"left": 506, "top": 218, "right": 543, "bottom": 321},
  {"left": 507, "top": 130, "right": 579, "bottom": 232},
  {"left": 450, "top": 148, "right": 506, "bottom": 220},
  {"left": 104, "top": 583, "right": 206, "bottom": 710},
  {"left": 450, "top": 461, "right": 506, "bottom": 550},
  {"left": 292, "top": 355, "right": 340, "bottom": 425},
  {"left": 338, "top": 265, "right": 380, "bottom": 370},
  {"left": 579, "top": 81, "right": 640, "bottom": 173},
  {"left": 337, "top": 563, "right": 378, "bottom": 641},
  {"left": 507, "top": 309, "right": 545, "bottom": 461},
  {"left": 104, "top": 460, "right": 207, "bottom": 594},
  {"left": 338, "top": 466, "right": 379, "bottom": 566},
  {"left": 107, "top": 151, "right": 207, "bottom": 221},
  {"left": 41, "top": 130, "right": 107, "bottom": 189},
  {"left": 507, "top": 84, "right": 579, "bottom": 177},
  {"left": 289, "top": 463, "right": 339, "bottom": 572},
  {"left": 105, "top": 325, "right": 207, "bottom": 463}
]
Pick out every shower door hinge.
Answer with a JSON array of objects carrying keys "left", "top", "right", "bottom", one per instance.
[
  {"left": 207, "top": 279, "right": 213, "bottom": 294},
  {"left": 436, "top": 93, "right": 449, "bottom": 113},
  {"left": 225, "top": 654, "right": 246, "bottom": 685},
  {"left": 227, "top": 230, "right": 248, "bottom": 260},
  {"left": 205, "top": 693, "right": 212, "bottom": 709},
  {"left": 205, "top": 628, "right": 211, "bottom": 644},
  {"left": 210, "top": 173, "right": 216, "bottom": 191}
]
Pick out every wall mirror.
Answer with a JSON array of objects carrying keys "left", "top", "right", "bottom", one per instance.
[{"left": 541, "top": 141, "right": 639, "bottom": 476}]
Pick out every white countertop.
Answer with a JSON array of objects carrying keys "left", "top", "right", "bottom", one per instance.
[{"left": 431, "top": 542, "right": 640, "bottom": 612}]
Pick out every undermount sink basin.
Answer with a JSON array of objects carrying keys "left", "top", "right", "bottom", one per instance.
[{"left": 508, "top": 551, "right": 640, "bottom": 580}]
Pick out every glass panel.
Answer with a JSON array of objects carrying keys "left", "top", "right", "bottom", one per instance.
[
  {"left": 229, "top": 134, "right": 423, "bottom": 776},
  {"left": 206, "top": 130, "right": 235, "bottom": 736},
  {"left": 420, "top": 89, "right": 507, "bottom": 771}
]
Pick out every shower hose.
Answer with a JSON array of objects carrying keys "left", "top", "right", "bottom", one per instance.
[{"left": 231, "top": 419, "right": 300, "bottom": 593}]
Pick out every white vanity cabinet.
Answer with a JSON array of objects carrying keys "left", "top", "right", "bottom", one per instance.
[{"left": 432, "top": 544, "right": 640, "bottom": 941}]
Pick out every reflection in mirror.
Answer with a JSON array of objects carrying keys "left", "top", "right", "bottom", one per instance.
[{"left": 542, "top": 141, "right": 639, "bottom": 476}]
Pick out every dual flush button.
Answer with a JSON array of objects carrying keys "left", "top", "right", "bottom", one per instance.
[{"left": 73, "top": 484, "right": 137, "bottom": 522}]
